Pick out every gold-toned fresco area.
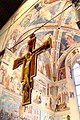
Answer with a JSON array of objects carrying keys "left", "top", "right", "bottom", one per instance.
[{"left": 0, "top": 0, "right": 80, "bottom": 119}]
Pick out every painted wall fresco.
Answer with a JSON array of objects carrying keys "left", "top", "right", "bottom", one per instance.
[
  {"left": 0, "top": 0, "right": 76, "bottom": 119},
  {"left": 30, "top": 2, "right": 61, "bottom": 25},
  {"left": 0, "top": 89, "right": 21, "bottom": 118},
  {"left": 0, "top": 65, "right": 22, "bottom": 95},
  {"left": 59, "top": 32, "right": 80, "bottom": 57},
  {"left": 18, "top": 1, "right": 61, "bottom": 30},
  {"left": 58, "top": 67, "right": 66, "bottom": 80},
  {"left": 58, "top": 60, "right": 66, "bottom": 81},
  {"left": 33, "top": 78, "right": 54, "bottom": 111},
  {"left": 65, "top": 12, "right": 75, "bottom": 25},
  {"left": 7, "top": 29, "right": 20, "bottom": 49},
  {"left": 35, "top": 31, "right": 53, "bottom": 79},
  {"left": 55, "top": 83, "right": 69, "bottom": 112}
]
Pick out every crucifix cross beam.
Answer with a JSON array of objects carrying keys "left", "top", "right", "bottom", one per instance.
[{"left": 13, "top": 33, "right": 52, "bottom": 105}]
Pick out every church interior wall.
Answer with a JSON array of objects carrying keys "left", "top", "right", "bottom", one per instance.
[{"left": 0, "top": 0, "right": 80, "bottom": 120}]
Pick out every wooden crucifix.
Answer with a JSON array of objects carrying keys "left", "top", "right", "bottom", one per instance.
[{"left": 13, "top": 33, "right": 52, "bottom": 105}]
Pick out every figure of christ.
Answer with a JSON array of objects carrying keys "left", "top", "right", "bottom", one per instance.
[{"left": 13, "top": 33, "right": 52, "bottom": 105}]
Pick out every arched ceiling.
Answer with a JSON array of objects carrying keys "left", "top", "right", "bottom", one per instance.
[{"left": 1, "top": 0, "right": 80, "bottom": 80}]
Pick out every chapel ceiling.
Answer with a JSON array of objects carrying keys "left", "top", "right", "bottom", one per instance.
[{"left": 1, "top": 0, "right": 80, "bottom": 81}]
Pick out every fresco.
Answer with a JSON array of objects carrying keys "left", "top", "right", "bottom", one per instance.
[
  {"left": 35, "top": 31, "right": 53, "bottom": 79},
  {"left": 65, "top": 12, "right": 75, "bottom": 25},
  {"left": 38, "top": 52, "right": 51, "bottom": 79},
  {"left": 20, "top": 105, "right": 41, "bottom": 120},
  {"left": 0, "top": 90, "right": 21, "bottom": 117},
  {"left": 18, "top": 45, "right": 28, "bottom": 57},
  {"left": 33, "top": 79, "right": 46, "bottom": 107},
  {"left": 19, "top": 2, "right": 43, "bottom": 28},
  {"left": 35, "top": 31, "right": 53, "bottom": 42},
  {"left": 58, "top": 67, "right": 66, "bottom": 80},
  {"left": 58, "top": 60, "right": 66, "bottom": 81},
  {"left": 59, "top": 32, "right": 80, "bottom": 57},
  {"left": 7, "top": 29, "right": 20, "bottom": 49},
  {"left": 0, "top": 65, "right": 6, "bottom": 84},
  {"left": 20, "top": 14, "right": 32, "bottom": 28},
  {"left": 31, "top": 2, "right": 60, "bottom": 25},
  {"left": 41, "top": 111, "right": 49, "bottom": 120},
  {"left": 55, "top": 83, "right": 69, "bottom": 112},
  {"left": 41, "top": 111, "right": 55, "bottom": 120},
  {"left": 33, "top": 78, "right": 54, "bottom": 111},
  {"left": 0, "top": 65, "right": 22, "bottom": 95},
  {"left": 0, "top": 1, "right": 76, "bottom": 119}
]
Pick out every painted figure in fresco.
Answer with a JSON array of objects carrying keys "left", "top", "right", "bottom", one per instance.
[
  {"left": 20, "top": 14, "right": 32, "bottom": 28},
  {"left": 13, "top": 33, "right": 52, "bottom": 105},
  {"left": 58, "top": 67, "right": 66, "bottom": 80},
  {"left": 65, "top": 33, "right": 75, "bottom": 47},
  {"left": 0, "top": 66, "right": 6, "bottom": 85},
  {"left": 55, "top": 92, "right": 69, "bottom": 111},
  {"left": 7, "top": 29, "right": 20, "bottom": 49},
  {"left": 4, "top": 74, "right": 10, "bottom": 89},
  {"left": 60, "top": 33, "right": 75, "bottom": 56},
  {"left": 22, "top": 83, "right": 31, "bottom": 104},
  {"left": 0, "top": 66, "right": 4, "bottom": 83}
]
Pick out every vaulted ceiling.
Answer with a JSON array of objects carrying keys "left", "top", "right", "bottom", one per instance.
[{"left": 0, "top": 0, "right": 24, "bottom": 29}]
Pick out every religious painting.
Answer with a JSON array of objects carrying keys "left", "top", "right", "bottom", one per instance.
[
  {"left": 32, "top": 106, "right": 41, "bottom": 120},
  {"left": 33, "top": 89, "right": 46, "bottom": 107},
  {"left": 0, "top": 65, "right": 22, "bottom": 95},
  {"left": 0, "top": 109, "right": 15, "bottom": 120},
  {"left": 36, "top": 31, "right": 53, "bottom": 79},
  {"left": 55, "top": 92, "right": 69, "bottom": 112},
  {"left": 18, "top": 45, "right": 28, "bottom": 57},
  {"left": 0, "top": 90, "right": 21, "bottom": 116},
  {"left": 55, "top": 84, "right": 69, "bottom": 112},
  {"left": 22, "top": 105, "right": 33, "bottom": 119},
  {"left": 31, "top": 2, "right": 60, "bottom": 25},
  {"left": 59, "top": 32, "right": 80, "bottom": 57},
  {"left": 33, "top": 79, "right": 47, "bottom": 107},
  {"left": 33, "top": 90, "right": 42, "bottom": 104},
  {"left": 58, "top": 67, "right": 66, "bottom": 80},
  {"left": 7, "top": 29, "right": 20, "bottom": 49},
  {"left": 59, "top": 32, "right": 75, "bottom": 57},
  {"left": 34, "top": 79, "right": 46, "bottom": 96},
  {"left": 36, "top": 31, "right": 53, "bottom": 43},
  {"left": 0, "top": 65, "right": 6, "bottom": 85},
  {"left": 12, "top": 33, "right": 52, "bottom": 105},
  {"left": 30, "top": 12, "right": 50, "bottom": 25},
  {"left": 19, "top": 14, "right": 32, "bottom": 28},
  {"left": 9, "top": 72, "right": 22, "bottom": 95},
  {"left": 22, "top": 84, "right": 32, "bottom": 106},
  {"left": 65, "top": 12, "right": 74, "bottom": 25},
  {"left": 38, "top": 53, "right": 51, "bottom": 79},
  {"left": 73, "top": 34, "right": 80, "bottom": 42}
]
